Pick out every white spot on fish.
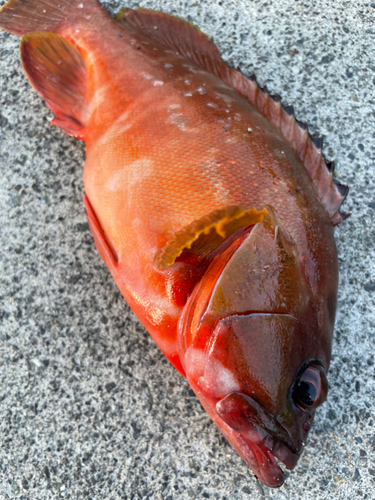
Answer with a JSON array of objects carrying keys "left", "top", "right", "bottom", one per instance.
[
  {"left": 199, "top": 161, "right": 231, "bottom": 200},
  {"left": 168, "top": 104, "right": 181, "bottom": 110},
  {"left": 184, "top": 80, "right": 191, "bottom": 85},
  {"left": 183, "top": 93, "right": 193, "bottom": 97},
  {"left": 184, "top": 347, "right": 205, "bottom": 380},
  {"left": 198, "top": 359, "right": 240, "bottom": 397},
  {"left": 93, "top": 110, "right": 134, "bottom": 147},
  {"left": 164, "top": 63, "right": 173, "bottom": 69},
  {"left": 153, "top": 81, "right": 164, "bottom": 86},
  {"left": 78, "top": 3, "right": 84, "bottom": 7},
  {"left": 106, "top": 158, "right": 155, "bottom": 192},
  {"left": 197, "top": 87, "right": 207, "bottom": 95},
  {"left": 142, "top": 74, "right": 154, "bottom": 80},
  {"left": 166, "top": 113, "right": 187, "bottom": 130},
  {"left": 207, "top": 102, "right": 219, "bottom": 108},
  {"left": 89, "top": 85, "right": 110, "bottom": 113},
  {"left": 215, "top": 92, "right": 234, "bottom": 106}
]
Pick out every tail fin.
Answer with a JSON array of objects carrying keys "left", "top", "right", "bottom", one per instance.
[{"left": 0, "top": 0, "right": 101, "bottom": 36}]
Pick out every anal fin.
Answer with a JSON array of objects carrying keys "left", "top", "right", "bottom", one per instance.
[{"left": 21, "top": 32, "right": 88, "bottom": 139}]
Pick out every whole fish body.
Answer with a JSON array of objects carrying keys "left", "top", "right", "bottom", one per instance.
[{"left": 0, "top": 0, "right": 349, "bottom": 488}]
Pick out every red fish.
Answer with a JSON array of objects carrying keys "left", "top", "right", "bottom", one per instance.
[{"left": 0, "top": 0, "right": 349, "bottom": 487}]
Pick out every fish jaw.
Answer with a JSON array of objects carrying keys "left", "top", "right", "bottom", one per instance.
[
  {"left": 235, "top": 435, "right": 296, "bottom": 488},
  {"left": 215, "top": 392, "right": 305, "bottom": 488}
]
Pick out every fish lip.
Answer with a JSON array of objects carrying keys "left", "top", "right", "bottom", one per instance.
[
  {"left": 244, "top": 416, "right": 301, "bottom": 469},
  {"left": 236, "top": 433, "right": 287, "bottom": 488}
]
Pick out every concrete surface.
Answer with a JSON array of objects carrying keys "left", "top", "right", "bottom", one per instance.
[{"left": 0, "top": 0, "right": 374, "bottom": 499}]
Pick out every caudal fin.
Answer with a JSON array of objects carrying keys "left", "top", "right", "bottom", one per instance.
[{"left": 0, "top": 0, "right": 101, "bottom": 36}]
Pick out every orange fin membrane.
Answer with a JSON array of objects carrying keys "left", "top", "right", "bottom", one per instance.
[
  {"left": 0, "top": 0, "right": 100, "bottom": 36},
  {"left": 20, "top": 32, "right": 88, "bottom": 139},
  {"left": 154, "top": 206, "right": 267, "bottom": 271},
  {"left": 117, "top": 9, "right": 349, "bottom": 225}
]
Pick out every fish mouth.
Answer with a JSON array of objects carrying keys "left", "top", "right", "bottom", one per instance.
[
  {"left": 216, "top": 392, "right": 302, "bottom": 488},
  {"left": 235, "top": 423, "right": 300, "bottom": 488}
]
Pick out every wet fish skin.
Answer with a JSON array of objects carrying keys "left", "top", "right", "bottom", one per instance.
[{"left": 0, "top": 0, "right": 348, "bottom": 488}]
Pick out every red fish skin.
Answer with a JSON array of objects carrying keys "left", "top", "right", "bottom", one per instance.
[{"left": 0, "top": 0, "right": 342, "bottom": 487}]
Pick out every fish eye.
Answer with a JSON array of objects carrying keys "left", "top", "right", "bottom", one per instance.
[{"left": 292, "top": 364, "right": 328, "bottom": 412}]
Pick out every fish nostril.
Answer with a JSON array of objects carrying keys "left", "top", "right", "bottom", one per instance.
[
  {"left": 302, "top": 414, "right": 313, "bottom": 432},
  {"left": 303, "top": 420, "right": 311, "bottom": 432}
]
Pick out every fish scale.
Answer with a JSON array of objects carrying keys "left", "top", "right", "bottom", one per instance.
[{"left": 0, "top": 0, "right": 348, "bottom": 488}]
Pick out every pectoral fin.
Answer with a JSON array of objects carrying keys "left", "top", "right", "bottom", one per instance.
[{"left": 154, "top": 206, "right": 267, "bottom": 271}]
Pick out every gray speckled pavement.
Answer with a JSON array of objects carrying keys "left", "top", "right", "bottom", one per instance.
[{"left": 0, "top": 0, "right": 374, "bottom": 499}]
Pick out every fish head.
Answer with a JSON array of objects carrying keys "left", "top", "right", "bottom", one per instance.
[{"left": 178, "top": 207, "right": 336, "bottom": 487}]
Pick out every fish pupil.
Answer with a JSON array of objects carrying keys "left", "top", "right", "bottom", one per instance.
[
  {"left": 292, "top": 364, "right": 328, "bottom": 411},
  {"left": 297, "top": 381, "right": 316, "bottom": 407}
]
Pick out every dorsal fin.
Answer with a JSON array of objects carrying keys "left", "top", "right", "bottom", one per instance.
[
  {"left": 116, "top": 8, "right": 223, "bottom": 66},
  {"left": 21, "top": 32, "right": 88, "bottom": 139},
  {"left": 154, "top": 206, "right": 267, "bottom": 271},
  {"left": 116, "top": 8, "right": 349, "bottom": 225}
]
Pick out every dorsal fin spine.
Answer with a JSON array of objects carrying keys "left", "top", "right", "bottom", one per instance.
[
  {"left": 268, "top": 98, "right": 282, "bottom": 131},
  {"left": 294, "top": 124, "right": 309, "bottom": 161}
]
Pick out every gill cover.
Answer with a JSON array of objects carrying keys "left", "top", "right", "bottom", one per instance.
[{"left": 178, "top": 206, "right": 311, "bottom": 363}]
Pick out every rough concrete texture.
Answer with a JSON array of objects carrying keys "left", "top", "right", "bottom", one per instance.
[{"left": 0, "top": 0, "right": 374, "bottom": 499}]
